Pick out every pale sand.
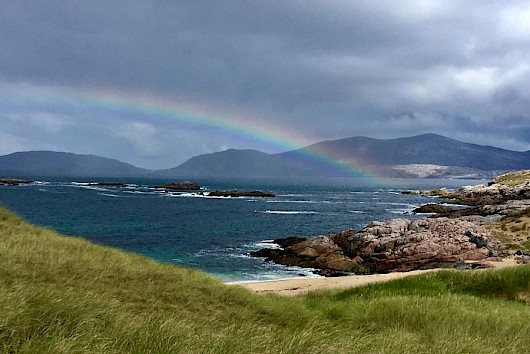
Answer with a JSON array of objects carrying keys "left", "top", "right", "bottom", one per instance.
[{"left": 237, "top": 258, "right": 519, "bottom": 296}]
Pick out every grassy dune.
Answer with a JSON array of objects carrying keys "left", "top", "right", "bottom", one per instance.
[
  {"left": 1, "top": 206, "right": 530, "bottom": 353},
  {"left": 491, "top": 170, "right": 530, "bottom": 187}
]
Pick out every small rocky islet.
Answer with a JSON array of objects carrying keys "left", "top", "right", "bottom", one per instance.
[
  {"left": 207, "top": 190, "right": 275, "bottom": 198},
  {"left": 251, "top": 170, "right": 530, "bottom": 276},
  {"left": 150, "top": 181, "right": 275, "bottom": 197},
  {"left": 151, "top": 181, "right": 202, "bottom": 191}
]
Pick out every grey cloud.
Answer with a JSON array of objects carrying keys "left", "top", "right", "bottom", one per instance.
[{"left": 0, "top": 1, "right": 529, "bottom": 168}]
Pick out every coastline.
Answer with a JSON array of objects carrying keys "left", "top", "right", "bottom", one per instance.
[{"left": 236, "top": 257, "right": 519, "bottom": 296}]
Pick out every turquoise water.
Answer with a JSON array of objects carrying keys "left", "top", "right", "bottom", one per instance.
[{"left": 0, "top": 177, "right": 481, "bottom": 281}]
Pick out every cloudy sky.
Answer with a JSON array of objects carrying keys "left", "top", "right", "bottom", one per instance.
[{"left": 1, "top": 1, "right": 529, "bottom": 169}]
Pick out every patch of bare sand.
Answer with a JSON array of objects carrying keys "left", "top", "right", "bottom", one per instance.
[{"left": 237, "top": 257, "right": 519, "bottom": 296}]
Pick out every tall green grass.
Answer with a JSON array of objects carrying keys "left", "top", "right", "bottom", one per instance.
[{"left": 1, "top": 206, "right": 529, "bottom": 353}]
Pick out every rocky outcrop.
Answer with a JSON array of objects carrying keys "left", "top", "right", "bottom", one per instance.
[
  {"left": 479, "top": 200, "right": 530, "bottom": 216},
  {"left": 0, "top": 178, "right": 33, "bottom": 186},
  {"left": 404, "top": 170, "right": 530, "bottom": 217},
  {"left": 251, "top": 218, "right": 507, "bottom": 276},
  {"left": 401, "top": 188, "right": 451, "bottom": 196},
  {"left": 208, "top": 190, "right": 275, "bottom": 198},
  {"left": 252, "top": 171, "right": 528, "bottom": 276},
  {"left": 440, "top": 183, "right": 530, "bottom": 207},
  {"left": 412, "top": 204, "right": 455, "bottom": 215},
  {"left": 451, "top": 171, "right": 530, "bottom": 207},
  {"left": 151, "top": 181, "right": 201, "bottom": 191}
]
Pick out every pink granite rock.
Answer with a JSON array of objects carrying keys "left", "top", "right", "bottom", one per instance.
[{"left": 251, "top": 217, "right": 508, "bottom": 276}]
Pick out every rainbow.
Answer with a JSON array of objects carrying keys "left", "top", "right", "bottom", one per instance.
[{"left": 1, "top": 84, "right": 385, "bottom": 182}]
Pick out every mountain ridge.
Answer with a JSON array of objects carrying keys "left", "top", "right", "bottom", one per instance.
[
  {"left": 1, "top": 134, "right": 529, "bottom": 178},
  {"left": 284, "top": 133, "right": 529, "bottom": 171},
  {"left": 0, "top": 151, "right": 151, "bottom": 178}
]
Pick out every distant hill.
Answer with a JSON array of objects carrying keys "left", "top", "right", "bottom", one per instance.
[
  {"left": 166, "top": 134, "right": 530, "bottom": 179},
  {"left": 0, "top": 151, "right": 151, "bottom": 178},
  {"left": 1, "top": 134, "right": 529, "bottom": 179},
  {"left": 287, "top": 134, "right": 529, "bottom": 171},
  {"left": 157, "top": 149, "right": 316, "bottom": 178}
]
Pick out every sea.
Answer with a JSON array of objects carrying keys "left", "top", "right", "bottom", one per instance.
[{"left": 0, "top": 177, "right": 482, "bottom": 282}]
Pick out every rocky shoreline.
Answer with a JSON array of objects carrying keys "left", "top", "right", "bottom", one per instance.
[{"left": 251, "top": 170, "right": 530, "bottom": 276}]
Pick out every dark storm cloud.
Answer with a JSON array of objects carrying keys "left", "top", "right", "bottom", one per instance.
[
  {"left": 0, "top": 0, "right": 529, "bottom": 167},
  {"left": 0, "top": 1, "right": 484, "bottom": 97}
]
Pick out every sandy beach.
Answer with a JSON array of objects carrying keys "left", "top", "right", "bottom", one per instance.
[{"left": 237, "top": 257, "right": 519, "bottom": 296}]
